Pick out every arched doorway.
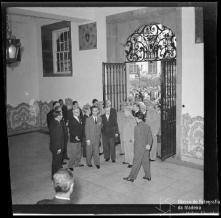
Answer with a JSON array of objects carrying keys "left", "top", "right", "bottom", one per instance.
[
  {"left": 102, "top": 23, "right": 176, "bottom": 160},
  {"left": 125, "top": 23, "right": 176, "bottom": 160}
]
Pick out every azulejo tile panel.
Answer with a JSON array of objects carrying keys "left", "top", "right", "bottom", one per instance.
[
  {"left": 181, "top": 113, "right": 204, "bottom": 160},
  {"left": 7, "top": 100, "right": 53, "bottom": 135}
]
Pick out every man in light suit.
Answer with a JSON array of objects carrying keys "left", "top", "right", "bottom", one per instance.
[
  {"left": 85, "top": 106, "right": 102, "bottom": 169},
  {"left": 123, "top": 111, "right": 153, "bottom": 182}
]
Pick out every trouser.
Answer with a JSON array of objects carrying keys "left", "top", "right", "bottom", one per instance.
[
  {"left": 128, "top": 150, "right": 151, "bottom": 180},
  {"left": 120, "top": 140, "right": 125, "bottom": 154},
  {"left": 102, "top": 135, "right": 116, "bottom": 161},
  {"left": 124, "top": 140, "right": 134, "bottom": 165},
  {"left": 68, "top": 142, "right": 82, "bottom": 168},
  {"left": 62, "top": 140, "right": 68, "bottom": 159},
  {"left": 86, "top": 142, "right": 100, "bottom": 166},
  {"left": 157, "top": 135, "right": 161, "bottom": 158},
  {"left": 51, "top": 151, "right": 63, "bottom": 179},
  {"left": 99, "top": 137, "right": 103, "bottom": 153},
  {"left": 82, "top": 137, "right": 87, "bottom": 158},
  {"left": 150, "top": 135, "right": 157, "bottom": 160}
]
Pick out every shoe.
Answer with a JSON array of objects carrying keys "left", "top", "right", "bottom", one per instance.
[
  {"left": 96, "top": 165, "right": 100, "bottom": 169},
  {"left": 69, "top": 168, "right": 74, "bottom": 171},
  {"left": 99, "top": 152, "right": 103, "bottom": 156},
  {"left": 143, "top": 176, "right": 151, "bottom": 181},
  {"left": 150, "top": 159, "right": 155, "bottom": 161},
  {"left": 112, "top": 160, "right": 116, "bottom": 163},
  {"left": 128, "top": 165, "right": 133, "bottom": 168},
  {"left": 120, "top": 153, "right": 125, "bottom": 155},
  {"left": 123, "top": 177, "right": 134, "bottom": 182},
  {"left": 62, "top": 161, "right": 67, "bottom": 165},
  {"left": 64, "top": 157, "right": 70, "bottom": 160},
  {"left": 123, "top": 177, "right": 129, "bottom": 180},
  {"left": 78, "top": 164, "right": 84, "bottom": 167},
  {"left": 105, "top": 159, "right": 110, "bottom": 162},
  {"left": 87, "top": 164, "right": 93, "bottom": 167},
  {"left": 122, "top": 162, "right": 128, "bottom": 164}
]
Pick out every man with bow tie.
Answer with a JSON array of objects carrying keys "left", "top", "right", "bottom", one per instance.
[{"left": 68, "top": 107, "right": 84, "bottom": 171}]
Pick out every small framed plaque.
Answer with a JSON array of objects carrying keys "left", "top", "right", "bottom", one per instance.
[{"left": 79, "top": 22, "right": 97, "bottom": 50}]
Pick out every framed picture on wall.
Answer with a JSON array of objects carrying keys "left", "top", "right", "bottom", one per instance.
[{"left": 79, "top": 22, "right": 97, "bottom": 50}]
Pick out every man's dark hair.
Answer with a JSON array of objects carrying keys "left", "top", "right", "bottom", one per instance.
[
  {"left": 53, "top": 169, "right": 74, "bottom": 193},
  {"left": 58, "top": 99, "right": 63, "bottom": 102},
  {"left": 92, "top": 99, "right": 98, "bottom": 104},
  {"left": 135, "top": 111, "right": 145, "bottom": 121},
  {"left": 73, "top": 101, "right": 78, "bottom": 105},
  {"left": 53, "top": 101, "right": 59, "bottom": 106}
]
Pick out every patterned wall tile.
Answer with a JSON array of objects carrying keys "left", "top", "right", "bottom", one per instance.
[{"left": 181, "top": 113, "right": 204, "bottom": 161}]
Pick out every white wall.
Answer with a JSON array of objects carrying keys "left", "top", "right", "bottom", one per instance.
[
  {"left": 6, "top": 15, "right": 40, "bottom": 106},
  {"left": 181, "top": 7, "right": 204, "bottom": 117},
  {"left": 37, "top": 13, "right": 107, "bottom": 107},
  {"left": 37, "top": 8, "right": 140, "bottom": 107}
]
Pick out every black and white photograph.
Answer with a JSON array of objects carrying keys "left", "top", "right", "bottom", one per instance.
[{"left": 2, "top": 2, "right": 218, "bottom": 216}]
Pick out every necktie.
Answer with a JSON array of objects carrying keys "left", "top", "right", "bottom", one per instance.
[{"left": 95, "top": 117, "right": 97, "bottom": 124}]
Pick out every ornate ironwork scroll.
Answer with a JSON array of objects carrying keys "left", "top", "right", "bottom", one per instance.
[{"left": 125, "top": 24, "right": 176, "bottom": 62}]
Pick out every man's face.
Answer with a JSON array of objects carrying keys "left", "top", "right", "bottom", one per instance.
[
  {"left": 105, "top": 107, "right": 110, "bottom": 115},
  {"left": 59, "top": 100, "right": 63, "bottom": 106},
  {"left": 94, "top": 101, "right": 98, "bottom": 107},
  {"left": 92, "top": 108, "right": 98, "bottom": 116},
  {"left": 133, "top": 104, "right": 139, "bottom": 111},
  {"left": 124, "top": 109, "right": 130, "bottom": 117},
  {"left": 73, "top": 108, "right": 80, "bottom": 117},
  {"left": 106, "top": 100, "right": 111, "bottom": 108}
]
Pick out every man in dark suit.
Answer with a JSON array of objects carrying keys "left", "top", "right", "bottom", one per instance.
[
  {"left": 59, "top": 99, "right": 68, "bottom": 124},
  {"left": 37, "top": 169, "right": 74, "bottom": 204},
  {"left": 49, "top": 107, "right": 65, "bottom": 179},
  {"left": 68, "top": 107, "right": 84, "bottom": 170},
  {"left": 58, "top": 99, "right": 69, "bottom": 161},
  {"left": 82, "top": 104, "right": 91, "bottom": 158},
  {"left": 47, "top": 101, "right": 60, "bottom": 129},
  {"left": 73, "top": 101, "right": 83, "bottom": 121},
  {"left": 101, "top": 100, "right": 119, "bottom": 163},
  {"left": 90, "top": 99, "right": 98, "bottom": 115}
]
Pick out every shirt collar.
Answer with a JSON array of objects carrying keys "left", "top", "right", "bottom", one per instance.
[
  {"left": 74, "top": 115, "right": 79, "bottom": 120},
  {"left": 55, "top": 195, "right": 70, "bottom": 201}
]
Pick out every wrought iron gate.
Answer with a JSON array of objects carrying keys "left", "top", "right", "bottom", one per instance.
[
  {"left": 102, "top": 63, "right": 127, "bottom": 111},
  {"left": 161, "top": 59, "right": 176, "bottom": 160}
]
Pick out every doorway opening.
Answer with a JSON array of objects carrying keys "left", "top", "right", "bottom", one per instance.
[
  {"left": 103, "top": 23, "right": 176, "bottom": 160},
  {"left": 125, "top": 23, "right": 176, "bottom": 161}
]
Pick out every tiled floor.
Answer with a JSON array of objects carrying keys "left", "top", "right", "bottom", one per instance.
[{"left": 8, "top": 132, "right": 203, "bottom": 204}]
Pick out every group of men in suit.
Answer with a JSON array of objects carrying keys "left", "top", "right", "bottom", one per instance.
[{"left": 47, "top": 98, "right": 119, "bottom": 179}]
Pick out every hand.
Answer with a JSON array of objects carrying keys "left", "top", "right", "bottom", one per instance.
[
  {"left": 75, "top": 136, "right": 80, "bottom": 141},
  {"left": 115, "top": 133, "right": 118, "bottom": 137},
  {"left": 146, "top": 144, "right": 151, "bottom": 150},
  {"left": 86, "top": 140, "right": 91, "bottom": 146},
  {"left": 57, "top": 149, "right": 61, "bottom": 154}
]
